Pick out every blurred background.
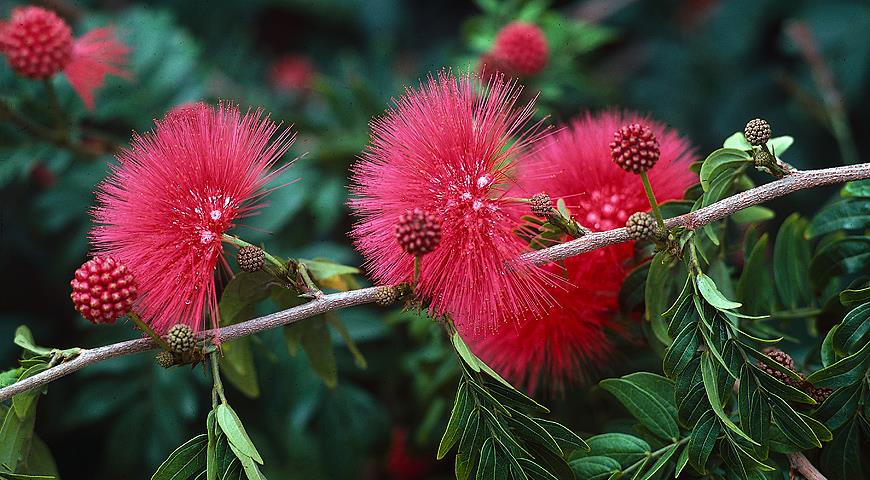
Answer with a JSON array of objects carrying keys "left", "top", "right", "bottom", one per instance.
[{"left": 0, "top": 0, "right": 867, "bottom": 478}]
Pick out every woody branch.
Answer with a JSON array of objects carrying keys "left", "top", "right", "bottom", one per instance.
[{"left": 1, "top": 162, "right": 868, "bottom": 402}]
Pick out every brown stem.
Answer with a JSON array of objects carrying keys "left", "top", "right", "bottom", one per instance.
[
  {"left": 0, "top": 163, "right": 869, "bottom": 401},
  {"left": 787, "top": 452, "right": 828, "bottom": 480}
]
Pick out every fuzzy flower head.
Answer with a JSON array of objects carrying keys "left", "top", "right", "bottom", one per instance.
[
  {"left": 469, "top": 110, "right": 698, "bottom": 392},
  {"left": 91, "top": 103, "right": 295, "bottom": 334},
  {"left": 350, "top": 71, "right": 553, "bottom": 332},
  {"left": 0, "top": 5, "right": 130, "bottom": 109},
  {"left": 269, "top": 55, "right": 315, "bottom": 93},
  {"left": 491, "top": 22, "right": 549, "bottom": 77}
]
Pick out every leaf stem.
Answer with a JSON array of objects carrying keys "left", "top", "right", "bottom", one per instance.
[
  {"left": 620, "top": 437, "right": 689, "bottom": 477},
  {"left": 210, "top": 352, "right": 227, "bottom": 405},
  {"left": 129, "top": 313, "right": 172, "bottom": 351},
  {"left": 43, "top": 79, "right": 66, "bottom": 136},
  {"left": 640, "top": 171, "right": 666, "bottom": 231}
]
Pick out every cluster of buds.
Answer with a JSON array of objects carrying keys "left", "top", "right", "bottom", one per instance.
[
  {"left": 155, "top": 323, "right": 204, "bottom": 368},
  {"left": 744, "top": 118, "right": 789, "bottom": 178},
  {"left": 527, "top": 192, "right": 588, "bottom": 238},
  {"left": 395, "top": 208, "right": 442, "bottom": 257},
  {"left": 70, "top": 256, "right": 137, "bottom": 324},
  {"left": 610, "top": 123, "right": 660, "bottom": 174},
  {"left": 756, "top": 348, "right": 833, "bottom": 404},
  {"left": 237, "top": 246, "right": 266, "bottom": 272},
  {"left": 625, "top": 212, "right": 663, "bottom": 241}
]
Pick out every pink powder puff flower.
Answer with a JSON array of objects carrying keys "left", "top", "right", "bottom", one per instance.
[
  {"left": 0, "top": 6, "right": 131, "bottom": 110},
  {"left": 349, "top": 71, "right": 554, "bottom": 332},
  {"left": 90, "top": 103, "right": 295, "bottom": 334},
  {"left": 491, "top": 22, "right": 549, "bottom": 77},
  {"left": 468, "top": 110, "right": 698, "bottom": 392}
]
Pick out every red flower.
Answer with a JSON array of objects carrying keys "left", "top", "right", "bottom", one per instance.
[
  {"left": 385, "top": 427, "right": 431, "bottom": 480},
  {"left": 269, "top": 55, "right": 315, "bottom": 93},
  {"left": 0, "top": 6, "right": 130, "bottom": 109},
  {"left": 91, "top": 103, "right": 295, "bottom": 334},
  {"left": 349, "top": 71, "right": 553, "bottom": 332},
  {"left": 468, "top": 111, "right": 698, "bottom": 392},
  {"left": 491, "top": 22, "right": 549, "bottom": 77}
]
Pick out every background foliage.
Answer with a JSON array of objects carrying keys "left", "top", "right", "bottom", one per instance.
[{"left": 1, "top": 0, "right": 868, "bottom": 479}]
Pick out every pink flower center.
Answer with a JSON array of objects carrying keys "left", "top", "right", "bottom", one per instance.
[{"left": 578, "top": 189, "right": 630, "bottom": 231}]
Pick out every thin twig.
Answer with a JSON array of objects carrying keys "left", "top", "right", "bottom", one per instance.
[
  {"left": 787, "top": 452, "right": 828, "bottom": 480},
  {"left": 786, "top": 21, "right": 859, "bottom": 166},
  {"left": 1, "top": 163, "right": 869, "bottom": 401}
]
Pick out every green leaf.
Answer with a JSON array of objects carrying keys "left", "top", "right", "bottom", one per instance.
[
  {"left": 833, "top": 302, "right": 870, "bottom": 354},
  {"left": 767, "top": 136, "right": 794, "bottom": 156},
  {"left": 754, "top": 366, "right": 817, "bottom": 404},
  {"left": 809, "top": 236, "right": 870, "bottom": 289},
  {"left": 812, "top": 382, "right": 861, "bottom": 431},
  {"left": 219, "top": 335, "right": 259, "bottom": 399},
  {"left": 467, "top": 382, "right": 509, "bottom": 415},
  {"left": 821, "top": 325, "right": 839, "bottom": 368},
  {"left": 599, "top": 375, "right": 679, "bottom": 441},
  {"left": 720, "top": 436, "right": 775, "bottom": 475},
  {"left": 773, "top": 214, "right": 813, "bottom": 309},
  {"left": 635, "top": 443, "right": 678, "bottom": 480},
  {"left": 699, "top": 353, "right": 757, "bottom": 445},
  {"left": 722, "top": 132, "right": 752, "bottom": 150},
  {"left": 12, "top": 364, "right": 48, "bottom": 419},
  {"left": 839, "top": 285, "right": 870, "bottom": 307},
  {"left": 0, "top": 473, "right": 55, "bottom": 479},
  {"left": 536, "top": 419, "right": 589, "bottom": 453},
  {"left": 485, "top": 381, "right": 549, "bottom": 414},
  {"left": 769, "top": 396, "right": 822, "bottom": 449},
  {"left": 300, "top": 258, "right": 360, "bottom": 289},
  {"left": 696, "top": 273, "right": 742, "bottom": 310},
  {"left": 526, "top": 442, "right": 575, "bottom": 480},
  {"left": 218, "top": 271, "right": 274, "bottom": 325},
  {"left": 674, "top": 444, "right": 689, "bottom": 478},
  {"left": 699, "top": 148, "right": 752, "bottom": 192},
  {"left": 568, "top": 456, "right": 620, "bottom": 480},
  {"left": 505, "top": 407, "right": 561, "bottom": 456},
  {"left": 619, "top": 262, "right": 649, "bottom": 314},
  {"left": 151, "top": 435, "right": 207, "bottom": 480},
  {"left": 805, "top": 339, "right": 870, "bottom": 388},
  {"left": 226, "top": 442, "right": 267, "bottom": 480},
  {"left": 738, "top": 341, "right": 803, "bottom": 383},
  {"left": 687, "top": 410, "right": 720, "bottom": 473},
  {"left": 737, "top": 234, "right": 774, "bottom": 315},
  {"left": 580, "top": 433, "right": 650, "bottom": 468},
  {"left": 325, "top": 315, "right": 367, "bottom": 369},
  {"left": 730, "top": 206, "right": 775, "bottom": 224},
  {"left": 475, "top": 438, "right": 510, "bottom": 480},
  {"left": 438, "top": 382, "right": 473, "bottom": 459},
  {"left": 808, "top": 199, "right": 870, "bottom": 238},
  {"left": 455, "top": 412, "right": 484, "bottom": 480},
  {"left": 0, "top": 401, "right": 37, "bottom": 471},
  {"left": 517, "top": 458, "right": 558, "bottom": 480},
  {"left": 478, "top": 408, "right": 528, "bottom": 456},
  {"left": 842, "top": 179, "right": 870, "bottom": 197},
  {"left": 452, "top": 331, "right": 481, "bottom": 373},
  {"left": 12, "top": 326, "right": 52, "bottom": 356},
  {"left": 645, "top": 253, "right": 688, "bottom": 346},
  {"left": 285, "top": 318, "right": 338, "bottom": 388},
  {"left": 663, "top": 322, "right": 699, "bottom": 378},
  {"left": 207, "top": 411, "right": 217, "bottom": 480},
  {"left": 737, "top": 368, "right": 769, "bottom": 456},
  {"left": 820, "top": 417, "right": 863, "bottom": 480},
  {"left": 215, "top": 404, "right": 263, "bottom": 465}
]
